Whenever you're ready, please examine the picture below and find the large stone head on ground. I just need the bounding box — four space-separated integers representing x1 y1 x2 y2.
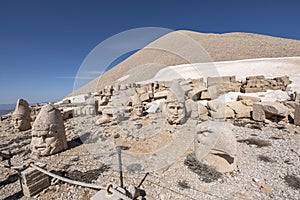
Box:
164 82 187 125
12 99 31 131
131 94 144 118
195 121 237 173
30 104 67 156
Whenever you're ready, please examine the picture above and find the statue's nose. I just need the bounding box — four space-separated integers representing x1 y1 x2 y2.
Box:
38 136 45 144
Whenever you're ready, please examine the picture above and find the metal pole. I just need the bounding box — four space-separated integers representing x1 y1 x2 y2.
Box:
117 146 124 188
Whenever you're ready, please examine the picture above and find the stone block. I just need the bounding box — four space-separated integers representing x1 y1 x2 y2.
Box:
200 90 212 100
227 101 252 118
154 90 168 99
207 76 235 87
243 87 266 93
21 167 50 197
237 95 261 102
295 104 300 126
252 102 290 122
207 100 235 119
246 75 265 80
140 93 150 102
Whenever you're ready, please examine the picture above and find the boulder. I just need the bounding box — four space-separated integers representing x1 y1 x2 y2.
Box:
227 101 252 118
197 102 208 121
252 102 290 122
295 104 300 126
207 100 235 119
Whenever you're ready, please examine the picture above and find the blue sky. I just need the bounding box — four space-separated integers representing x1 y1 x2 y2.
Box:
0 0 300 104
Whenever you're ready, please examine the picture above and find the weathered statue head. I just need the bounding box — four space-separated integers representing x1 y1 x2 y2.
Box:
31 104 67 156
12 99 31 131
165 82 187 125
131 95 144 118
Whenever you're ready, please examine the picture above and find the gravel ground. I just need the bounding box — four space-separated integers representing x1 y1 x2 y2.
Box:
1 115 300 200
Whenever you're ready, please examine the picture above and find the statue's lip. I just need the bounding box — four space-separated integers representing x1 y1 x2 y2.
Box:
34 145 47 149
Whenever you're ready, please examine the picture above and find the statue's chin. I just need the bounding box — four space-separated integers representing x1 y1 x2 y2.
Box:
33 146 52 156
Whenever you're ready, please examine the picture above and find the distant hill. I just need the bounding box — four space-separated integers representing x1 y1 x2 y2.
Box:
0 110 12 116
68 30 300 97
0 104 14 116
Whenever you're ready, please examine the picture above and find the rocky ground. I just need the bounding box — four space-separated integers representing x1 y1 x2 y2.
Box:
1 115 300 200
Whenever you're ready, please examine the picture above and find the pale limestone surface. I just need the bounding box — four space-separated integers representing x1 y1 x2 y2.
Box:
30 104 67 156
11 98 31 131
195 120 237 173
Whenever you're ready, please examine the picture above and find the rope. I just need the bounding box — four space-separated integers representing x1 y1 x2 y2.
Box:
29 163 105 190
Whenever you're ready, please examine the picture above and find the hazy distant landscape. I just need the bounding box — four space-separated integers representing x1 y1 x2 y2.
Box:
0 104 14 115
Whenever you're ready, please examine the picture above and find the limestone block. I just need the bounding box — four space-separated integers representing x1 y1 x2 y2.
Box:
252 102 290 122
294 104 300 126
207 100 235 119
62 109 74 120
192 78 206 87
154 90 169 99
237 95 261 103
207 76 235 87
243 87 266 93
200 90 212 100
21 166 50 197
246 75 265 80
197 102 208 121
140 93 150 102
227 101 252 118
188 86 206 101
275 76 292 87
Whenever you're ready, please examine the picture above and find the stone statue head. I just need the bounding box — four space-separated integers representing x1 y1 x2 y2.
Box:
165 82 187 125
12 99 31 131
31 104 67 156
131 95 144 118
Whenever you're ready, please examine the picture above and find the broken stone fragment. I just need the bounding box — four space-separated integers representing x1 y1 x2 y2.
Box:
227 101 252 118
252 102 290 122
195 121 237 173
294 104 300 126
207 100 235 119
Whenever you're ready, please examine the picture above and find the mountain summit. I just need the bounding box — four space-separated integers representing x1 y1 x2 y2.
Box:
68 30 300 97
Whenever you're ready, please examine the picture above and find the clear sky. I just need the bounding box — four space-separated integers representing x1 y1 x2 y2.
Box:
0 0 300 104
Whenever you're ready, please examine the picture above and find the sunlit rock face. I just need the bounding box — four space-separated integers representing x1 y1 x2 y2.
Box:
30 104 67 156
12 99 32 131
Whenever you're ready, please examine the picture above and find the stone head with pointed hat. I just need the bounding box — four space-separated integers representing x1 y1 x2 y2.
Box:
165 81 187 125
131 94 144 118
12 99 32 131
30 104 67 156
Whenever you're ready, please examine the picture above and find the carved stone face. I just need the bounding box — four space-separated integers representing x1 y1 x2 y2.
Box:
30 104 67 156
132 104 144 117
166 101 186 125
31 124 67 156
12 99 31 131
12 115 31 130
